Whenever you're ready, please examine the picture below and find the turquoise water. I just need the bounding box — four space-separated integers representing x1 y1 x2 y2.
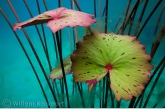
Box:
0 0 165 108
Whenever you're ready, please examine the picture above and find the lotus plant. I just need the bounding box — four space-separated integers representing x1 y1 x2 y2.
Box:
12 7 96 80
70 32 154 101
12 6 154 102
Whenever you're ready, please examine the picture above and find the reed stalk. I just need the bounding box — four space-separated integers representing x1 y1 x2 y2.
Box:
6 0 59 107
151 23 165 58
0 8 50 108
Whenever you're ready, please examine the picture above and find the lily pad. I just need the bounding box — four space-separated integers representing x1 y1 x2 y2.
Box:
49 56 72 82
13 7 96 33
71 32 154 101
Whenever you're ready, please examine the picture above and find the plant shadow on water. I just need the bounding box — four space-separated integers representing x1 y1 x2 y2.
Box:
0 0 165 108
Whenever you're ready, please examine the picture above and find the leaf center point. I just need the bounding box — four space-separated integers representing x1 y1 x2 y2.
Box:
105 63 113 71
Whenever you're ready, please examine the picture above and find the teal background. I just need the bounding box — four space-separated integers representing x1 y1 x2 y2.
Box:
0 0 165 108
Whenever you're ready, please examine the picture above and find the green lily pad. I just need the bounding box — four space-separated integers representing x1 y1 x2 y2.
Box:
49 56 72 82
71 32 154 101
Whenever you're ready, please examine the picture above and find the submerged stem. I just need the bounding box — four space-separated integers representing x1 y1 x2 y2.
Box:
136 0 163 39
6 0 59 107
0 8 50 108
143 62 165 108
151 23 165 58
55 32 70 107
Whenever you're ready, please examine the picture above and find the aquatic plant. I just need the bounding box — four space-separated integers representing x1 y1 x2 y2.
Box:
0 0 165 108
71 32 154 101
11 5 96 108
12 6 96 85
